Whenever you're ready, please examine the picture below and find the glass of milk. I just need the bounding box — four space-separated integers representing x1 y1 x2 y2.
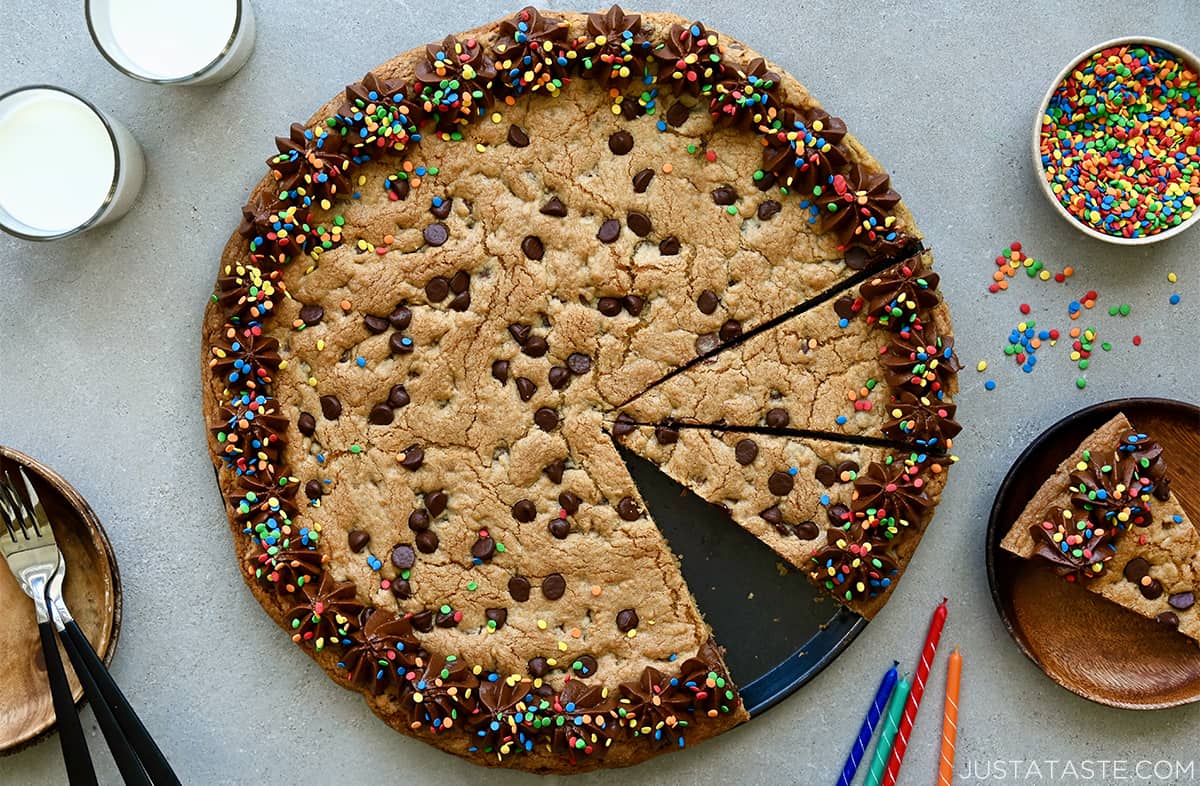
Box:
85 0 255 85
0 86 145 241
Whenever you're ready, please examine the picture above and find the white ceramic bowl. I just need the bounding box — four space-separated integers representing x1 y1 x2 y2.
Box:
1032 36 1200 246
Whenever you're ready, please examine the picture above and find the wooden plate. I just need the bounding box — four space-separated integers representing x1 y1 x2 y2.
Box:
0 447 122 753
986 398 1200 709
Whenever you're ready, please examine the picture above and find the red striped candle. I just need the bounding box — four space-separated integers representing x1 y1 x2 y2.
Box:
881 598 947 786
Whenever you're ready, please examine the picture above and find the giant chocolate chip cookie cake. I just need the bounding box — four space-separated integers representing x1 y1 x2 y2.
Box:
202 6 959 772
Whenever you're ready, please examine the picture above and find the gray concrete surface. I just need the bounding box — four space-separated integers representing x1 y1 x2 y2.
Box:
2 1 1199 783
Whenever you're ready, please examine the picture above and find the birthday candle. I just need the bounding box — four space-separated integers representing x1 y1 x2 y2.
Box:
836 661 899 786
882 598 948 786
937 648 962 786
864 674 911 786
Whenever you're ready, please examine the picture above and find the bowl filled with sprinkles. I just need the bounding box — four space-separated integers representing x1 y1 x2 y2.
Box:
1034 37 1200 245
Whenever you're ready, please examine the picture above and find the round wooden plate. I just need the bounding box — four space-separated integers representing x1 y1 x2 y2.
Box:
0 447 122 753
986 398 1200 709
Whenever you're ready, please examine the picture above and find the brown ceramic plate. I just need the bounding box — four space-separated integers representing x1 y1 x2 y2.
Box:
986 398 1200 709
0 447 122 753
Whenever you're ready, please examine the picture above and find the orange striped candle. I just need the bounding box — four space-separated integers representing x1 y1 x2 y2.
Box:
937 648 962 786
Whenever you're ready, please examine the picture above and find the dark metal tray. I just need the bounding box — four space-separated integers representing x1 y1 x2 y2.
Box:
623 449 867 716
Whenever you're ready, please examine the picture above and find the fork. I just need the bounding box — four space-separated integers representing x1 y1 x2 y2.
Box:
0 471 97 786
4 466 181 786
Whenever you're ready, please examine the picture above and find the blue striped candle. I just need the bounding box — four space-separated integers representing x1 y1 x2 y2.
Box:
836 662 899 786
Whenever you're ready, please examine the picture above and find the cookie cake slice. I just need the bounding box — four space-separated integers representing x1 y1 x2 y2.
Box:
1001 412 1200 640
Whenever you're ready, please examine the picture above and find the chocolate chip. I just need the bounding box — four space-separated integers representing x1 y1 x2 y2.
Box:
521 235 545 260
622 295 644 316
528 656 550 677
627 211 652 237
1142 578 1164 600
390 579 411 599
542 573 567 600
711 186 738 206
666 101 690 127
755 171 777 191
558 491 581 514
573 655 598 676
768 470 795 496
389 177 410 200
544 459 565 484
512 499 537 523
363 314 390 334
612 413 636 437
389 305 413 330
795 520 820 540
765 407 790 428
408 509 430 532
391 544 415 570
491 360 510 384
534 407 559 431
423 223 449 247
1158 610 1181 628
815 464 837 487
450 290 472 310
761 506 783 525
735 439 759 465
696 290 719 314
447 271 469 295
430 198 452 220
834 296 858 320
416 530 439 553
695 333 720 355
319 395 342 420
388 384 410 409
297 412 317 436
836 460 860 478
435 609 459 628
548 366 570 389
508 323 531 343
508 575 532 602
389 332 414 354
540 196 567 217
507 124 530 147
368 403 394 425
425 490 447 517
608 130 634 155
399 444 424 470
514 377 538 402
1169 592 1195 610
485 608 508 629
548 518 570 539
616 496 641 521
299 304 324 326
522 335 549 358
655 423 679 444
845 247 870 271
719 319 743 342
597 219 621 243
616 608 639 632
348 530 370 552
597 297 622 316
659 236 681 255
425 276 450 302
1123 557 1151 584
566 353 592 375
632 168 655 193
827 503 851 527
757 200 782 221
471 536 496 561
410 610 434 632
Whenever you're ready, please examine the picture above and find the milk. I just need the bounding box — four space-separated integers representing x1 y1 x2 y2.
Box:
103 0 238 80
0 90 116 234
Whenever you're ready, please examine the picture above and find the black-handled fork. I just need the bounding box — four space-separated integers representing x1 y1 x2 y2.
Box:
0 475 97 786
3 466 181 786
